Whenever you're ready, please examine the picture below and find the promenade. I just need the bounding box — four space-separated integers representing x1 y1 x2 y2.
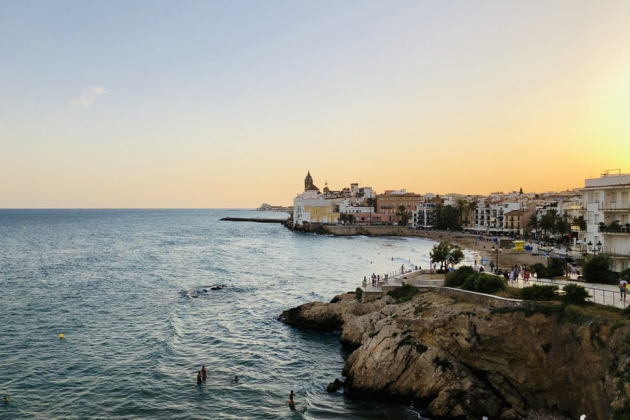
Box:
361 270 628 309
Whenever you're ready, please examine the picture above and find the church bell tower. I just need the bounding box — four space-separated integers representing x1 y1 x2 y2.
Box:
304 170 313 191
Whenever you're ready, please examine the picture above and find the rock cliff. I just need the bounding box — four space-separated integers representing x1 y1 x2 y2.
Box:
278 290 630 420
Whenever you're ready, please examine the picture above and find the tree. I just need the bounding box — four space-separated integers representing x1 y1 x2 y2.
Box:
455 198 468 225
436 205 460 231
366 198 375 225
467 201 478 225
540 209 558 237
526 213 540 241
582 255 617 284
430 240 465 271
573 216 587 231
397 205 409 226
547 257 567 277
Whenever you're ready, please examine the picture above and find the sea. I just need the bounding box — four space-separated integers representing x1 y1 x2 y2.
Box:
0 209 473 420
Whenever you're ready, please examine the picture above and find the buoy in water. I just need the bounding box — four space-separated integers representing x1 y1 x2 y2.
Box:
59 334 64 339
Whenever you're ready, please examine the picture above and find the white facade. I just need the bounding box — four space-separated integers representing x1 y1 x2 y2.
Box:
580 172 630 272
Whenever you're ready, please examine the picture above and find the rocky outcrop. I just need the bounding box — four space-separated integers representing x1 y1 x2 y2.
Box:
278 291 630 420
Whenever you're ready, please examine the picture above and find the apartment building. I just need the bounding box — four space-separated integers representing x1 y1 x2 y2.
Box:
580 170 630 272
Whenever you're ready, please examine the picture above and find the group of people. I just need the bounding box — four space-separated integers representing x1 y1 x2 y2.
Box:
497 264 530 284
196 365 239 386
365 273 384 286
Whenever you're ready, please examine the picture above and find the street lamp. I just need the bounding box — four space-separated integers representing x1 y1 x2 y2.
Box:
587 240 602 255
491 245 502 273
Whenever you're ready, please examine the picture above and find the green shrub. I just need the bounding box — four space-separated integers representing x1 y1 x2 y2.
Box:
561 284 590 305
462 273 506 294
355 287 363 301
583 255 618 284
610 322 625 335
612 402 630 420
529 263 548 279
547 257 567 277
387 283 420 303
521 285 559 301
445 266 476 287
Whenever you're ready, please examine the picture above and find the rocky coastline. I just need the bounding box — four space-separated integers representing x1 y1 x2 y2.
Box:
278 289 630 420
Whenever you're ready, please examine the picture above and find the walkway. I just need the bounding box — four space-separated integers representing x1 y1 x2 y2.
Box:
507 276 629 309
361 271 628 309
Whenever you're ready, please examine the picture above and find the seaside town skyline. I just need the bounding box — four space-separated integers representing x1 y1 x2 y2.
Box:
2 1 630 208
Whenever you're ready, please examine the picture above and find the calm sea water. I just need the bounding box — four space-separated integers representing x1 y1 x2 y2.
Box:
0 209 468 419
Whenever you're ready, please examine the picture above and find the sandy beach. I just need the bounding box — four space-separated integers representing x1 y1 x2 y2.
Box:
408 229 549 272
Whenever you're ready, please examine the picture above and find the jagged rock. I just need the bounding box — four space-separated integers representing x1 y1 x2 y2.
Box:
279 289 630 420
326 378 344 393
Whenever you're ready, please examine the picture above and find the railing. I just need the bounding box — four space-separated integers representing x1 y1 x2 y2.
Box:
599 201 630 211
599 226 630 234
601 247 630 257
504 277 628 308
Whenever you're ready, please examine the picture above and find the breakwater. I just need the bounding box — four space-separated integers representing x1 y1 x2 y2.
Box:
220 217 287 223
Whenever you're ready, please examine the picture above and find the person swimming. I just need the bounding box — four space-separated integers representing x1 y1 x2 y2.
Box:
289 390 295 409
234 376 239 383
3 395 8 404
196 371 202 385
201 365 207 381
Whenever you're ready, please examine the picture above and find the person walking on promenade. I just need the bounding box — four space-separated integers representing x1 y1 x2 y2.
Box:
620 279 628 302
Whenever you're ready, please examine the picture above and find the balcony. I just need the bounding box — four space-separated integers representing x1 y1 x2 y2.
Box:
599 201 630 211
601 247 630 258
599 226 630 235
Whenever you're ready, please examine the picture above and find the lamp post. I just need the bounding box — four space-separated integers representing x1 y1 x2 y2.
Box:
587 240 602 255
491 245 502 273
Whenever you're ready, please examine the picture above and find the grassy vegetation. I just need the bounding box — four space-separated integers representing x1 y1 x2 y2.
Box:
461 273 506 294
612 402 630 420
491 302 625 325
387 283 420 304
396 335 428 354
610 322 626 335
520 285 559 301
355 287 363 301
561 284 590 305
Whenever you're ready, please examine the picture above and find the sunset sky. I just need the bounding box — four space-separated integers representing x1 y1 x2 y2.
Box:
1 1 629 208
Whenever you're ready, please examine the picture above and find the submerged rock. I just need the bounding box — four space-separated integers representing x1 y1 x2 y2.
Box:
279 290 630 420
326 378 344 393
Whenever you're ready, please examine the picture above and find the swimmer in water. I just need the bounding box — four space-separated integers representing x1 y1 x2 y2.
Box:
289 390 295 409
234 376 239 383
3 395 8 404
197 371 202 385
201 365 207 381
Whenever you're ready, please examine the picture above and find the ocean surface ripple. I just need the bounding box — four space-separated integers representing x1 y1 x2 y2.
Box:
0 209 457 419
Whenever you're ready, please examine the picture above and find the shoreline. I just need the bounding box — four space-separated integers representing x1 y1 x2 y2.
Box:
307 224 548 272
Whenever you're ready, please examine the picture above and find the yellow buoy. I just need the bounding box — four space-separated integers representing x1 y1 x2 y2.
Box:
59 334 64 339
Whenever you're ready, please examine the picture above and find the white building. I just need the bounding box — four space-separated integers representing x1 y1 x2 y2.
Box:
580 171 630 272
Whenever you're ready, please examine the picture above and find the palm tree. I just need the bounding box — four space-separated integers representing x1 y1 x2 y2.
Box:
455 198 468 226
526 213 540 241
366 198 375 225
467 201 478 226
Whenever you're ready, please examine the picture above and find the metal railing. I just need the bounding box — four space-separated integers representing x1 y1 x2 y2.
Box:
599 201 630 211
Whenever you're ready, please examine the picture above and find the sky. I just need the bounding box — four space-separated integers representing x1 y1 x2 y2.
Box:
1 1 630 208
